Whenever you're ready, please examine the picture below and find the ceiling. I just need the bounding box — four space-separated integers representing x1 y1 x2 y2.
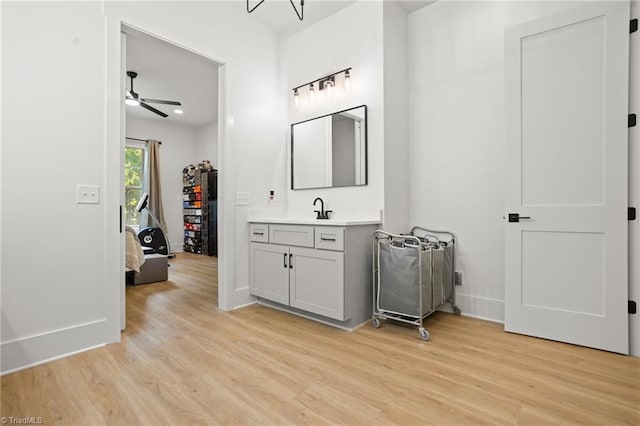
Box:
248 0 435 37
248 0 357 37
125 28 219 128
123 1 434 128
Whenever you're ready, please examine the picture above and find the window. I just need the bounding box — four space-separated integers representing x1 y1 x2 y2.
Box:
125 146 145 227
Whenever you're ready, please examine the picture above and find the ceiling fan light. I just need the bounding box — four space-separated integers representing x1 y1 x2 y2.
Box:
174 109 184 114
125 98 140 106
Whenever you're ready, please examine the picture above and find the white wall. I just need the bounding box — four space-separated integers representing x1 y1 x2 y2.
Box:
196 121 218 169
285 0 384 219
382 0 410 234
1 1 109 373
407 1 622 324
126 115 199 251
1 1 286 373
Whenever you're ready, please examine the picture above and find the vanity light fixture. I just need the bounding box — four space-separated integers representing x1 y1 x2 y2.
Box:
291 67 352 105
247 0 304 21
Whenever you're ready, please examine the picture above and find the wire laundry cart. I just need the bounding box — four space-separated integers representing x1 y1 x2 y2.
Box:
372 227 460 340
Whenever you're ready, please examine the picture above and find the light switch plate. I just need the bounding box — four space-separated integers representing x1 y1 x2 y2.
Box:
77 184 100 204
236 192 249 206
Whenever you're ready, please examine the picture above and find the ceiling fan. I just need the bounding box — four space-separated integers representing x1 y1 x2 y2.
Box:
125 71 182 118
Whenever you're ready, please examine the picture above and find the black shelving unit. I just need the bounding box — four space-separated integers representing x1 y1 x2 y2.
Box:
182 167 217 256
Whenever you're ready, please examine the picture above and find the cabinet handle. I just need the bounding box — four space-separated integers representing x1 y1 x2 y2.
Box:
320 237 336 241
253 231 264 235
289 253 293 269
283 253 287 268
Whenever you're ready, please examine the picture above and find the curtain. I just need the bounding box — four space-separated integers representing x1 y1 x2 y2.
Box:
146 140 167 232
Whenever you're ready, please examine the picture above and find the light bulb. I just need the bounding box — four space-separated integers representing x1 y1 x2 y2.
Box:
344 70 351 91
308 83 315 101
325 78 334 96
294 88 299 106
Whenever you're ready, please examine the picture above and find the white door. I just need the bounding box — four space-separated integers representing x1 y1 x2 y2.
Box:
289 247 345 320
249 243 290 305
505 2 630 354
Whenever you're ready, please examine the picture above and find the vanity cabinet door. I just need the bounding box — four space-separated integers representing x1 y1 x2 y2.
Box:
289 247 345 320
249 243 290 305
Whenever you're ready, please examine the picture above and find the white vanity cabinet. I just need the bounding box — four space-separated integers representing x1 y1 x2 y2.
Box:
250 243 290 305
289 246 344 320
248 221 378 329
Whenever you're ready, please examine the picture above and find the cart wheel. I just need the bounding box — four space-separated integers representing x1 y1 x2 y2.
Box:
418 327 430 341
453 306 461 316
372 317 381 328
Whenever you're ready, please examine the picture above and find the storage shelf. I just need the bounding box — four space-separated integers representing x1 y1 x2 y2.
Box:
182 166 218 256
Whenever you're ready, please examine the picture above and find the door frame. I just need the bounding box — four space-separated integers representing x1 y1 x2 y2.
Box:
104 7 236 341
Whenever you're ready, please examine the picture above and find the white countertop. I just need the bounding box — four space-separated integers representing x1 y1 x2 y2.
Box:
247 217 381 226
246 208 382 227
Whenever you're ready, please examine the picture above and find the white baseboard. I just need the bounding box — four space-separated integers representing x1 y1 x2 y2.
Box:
229 287 255 311
257 300 360 331
170 242 183 253
233 300 257 310
452 293 505 324
1 319 108 375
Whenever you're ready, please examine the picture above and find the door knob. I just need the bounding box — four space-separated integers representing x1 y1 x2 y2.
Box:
508 213 532 223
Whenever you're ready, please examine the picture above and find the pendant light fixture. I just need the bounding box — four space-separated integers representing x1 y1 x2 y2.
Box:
247 0 304 21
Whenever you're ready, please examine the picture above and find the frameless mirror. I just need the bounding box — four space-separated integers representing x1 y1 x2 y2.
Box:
291 105 367 190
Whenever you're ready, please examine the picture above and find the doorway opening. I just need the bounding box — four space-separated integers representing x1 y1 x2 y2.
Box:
121 24 222 328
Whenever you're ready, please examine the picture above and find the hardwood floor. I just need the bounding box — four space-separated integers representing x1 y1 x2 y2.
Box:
2 252 639 425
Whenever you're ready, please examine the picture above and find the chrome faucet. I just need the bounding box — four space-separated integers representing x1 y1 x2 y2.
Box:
313 197 332 220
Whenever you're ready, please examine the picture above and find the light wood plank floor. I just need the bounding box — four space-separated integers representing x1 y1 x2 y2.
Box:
2 253 639 425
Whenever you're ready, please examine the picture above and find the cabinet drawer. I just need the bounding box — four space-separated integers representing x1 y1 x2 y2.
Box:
314 227 345 251
249 224 269 243
269 225 314 248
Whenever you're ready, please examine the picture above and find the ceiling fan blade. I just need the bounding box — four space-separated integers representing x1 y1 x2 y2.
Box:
141 98 182 106
139 102 168 118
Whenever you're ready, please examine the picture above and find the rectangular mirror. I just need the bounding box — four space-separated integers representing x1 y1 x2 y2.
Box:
291 105 367 190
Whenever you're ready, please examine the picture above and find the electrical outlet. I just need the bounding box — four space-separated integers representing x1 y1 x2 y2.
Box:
454 271 463 286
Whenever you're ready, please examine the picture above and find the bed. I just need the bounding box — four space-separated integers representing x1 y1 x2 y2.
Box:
125 225 168 285
125 225 145 274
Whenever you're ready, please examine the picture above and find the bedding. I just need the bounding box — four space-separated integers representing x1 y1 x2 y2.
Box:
125 225 145 273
